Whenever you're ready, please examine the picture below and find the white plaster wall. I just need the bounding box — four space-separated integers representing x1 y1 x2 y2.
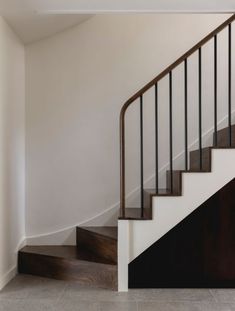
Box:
25 14 230 243
0 16 25 290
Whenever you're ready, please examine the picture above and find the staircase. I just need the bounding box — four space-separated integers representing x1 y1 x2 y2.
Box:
18 14 235 291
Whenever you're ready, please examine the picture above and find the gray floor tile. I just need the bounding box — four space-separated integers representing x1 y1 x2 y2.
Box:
99 301 137 311
1 275 235 311
0 275 66 300
62 283 136 302
130 288 214 302
196 302 233 311
54 299 98 311
210 289 235 303
138 301 201 311
138 301 233 311
0 275 36 299
25 277 66 299
0 299 56 311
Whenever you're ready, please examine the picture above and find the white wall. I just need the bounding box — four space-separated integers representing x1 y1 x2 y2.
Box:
25 14 230 244
0 16 25 289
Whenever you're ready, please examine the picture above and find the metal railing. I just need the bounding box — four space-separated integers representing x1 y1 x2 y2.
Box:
120 14 235 218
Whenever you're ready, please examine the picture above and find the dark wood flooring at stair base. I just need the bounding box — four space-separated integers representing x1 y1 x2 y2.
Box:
128 178 235 288
76 227 117 264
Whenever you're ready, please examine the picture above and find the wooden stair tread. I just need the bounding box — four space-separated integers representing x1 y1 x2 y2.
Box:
144 188 181 196
168 169 211 174
119 208 151 220
78 226 117 240
190 146 235 171
19 245 116 266
191 146 235 152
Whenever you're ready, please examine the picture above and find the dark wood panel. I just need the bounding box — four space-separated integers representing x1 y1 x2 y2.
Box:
129 178 235 288
166 170 182 194
78 227 117 240
214 125 235 147
190 147 211 171
76 227 117 264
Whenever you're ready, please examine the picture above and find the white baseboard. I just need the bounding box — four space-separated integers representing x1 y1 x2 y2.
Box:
0 266 17 291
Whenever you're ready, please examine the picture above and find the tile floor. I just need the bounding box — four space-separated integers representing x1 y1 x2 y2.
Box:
0 275 235 310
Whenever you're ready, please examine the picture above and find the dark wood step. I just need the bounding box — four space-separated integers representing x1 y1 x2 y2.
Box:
166 171 182 195
190 145 235 172
119 207 151 220
214 124 235 147
190 125 235 171
76 227 117 264
190 147 211 171
18 246 117 289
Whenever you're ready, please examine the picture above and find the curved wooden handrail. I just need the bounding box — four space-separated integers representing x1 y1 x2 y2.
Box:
120 13 235 217
120 14 235 117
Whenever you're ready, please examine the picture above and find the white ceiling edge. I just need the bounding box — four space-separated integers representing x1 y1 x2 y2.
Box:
34 10 235 14
1 10 235 14
1 0 234 44
1 12 232 46
3 14 93 44
0 0 234 13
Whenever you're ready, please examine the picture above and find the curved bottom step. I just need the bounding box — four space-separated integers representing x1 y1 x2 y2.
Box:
18 246 117 290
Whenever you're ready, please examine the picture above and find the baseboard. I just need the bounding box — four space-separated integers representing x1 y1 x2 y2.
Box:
0 266 17 291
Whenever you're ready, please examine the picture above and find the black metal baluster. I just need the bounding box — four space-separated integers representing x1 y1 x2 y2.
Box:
228 24 232 146
140 95 144 217
184 59 188 170
155 84 159 193
169 72 173 192
214 35 218 146
198 48 202 170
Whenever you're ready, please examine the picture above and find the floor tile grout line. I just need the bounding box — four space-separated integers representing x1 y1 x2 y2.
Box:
209 289 219 303
54 282 68 304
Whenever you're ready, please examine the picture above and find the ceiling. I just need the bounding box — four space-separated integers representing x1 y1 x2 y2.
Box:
3 14 93 44
0 0 234 13
0 0 234 44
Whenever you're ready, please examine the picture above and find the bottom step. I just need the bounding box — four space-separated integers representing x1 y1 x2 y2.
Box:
18 246 117 290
